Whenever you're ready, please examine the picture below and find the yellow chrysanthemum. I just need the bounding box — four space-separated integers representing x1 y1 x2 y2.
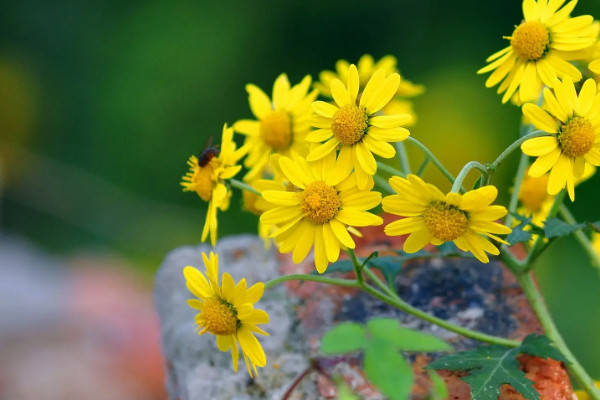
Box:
478 0 597 104
181 124 248 245
382 175 512 263
234 74 318 181
575 381 600 400
259 152 383 273
520 78 600 201
306 64 411 190
314 54 424 124
183 252 269 377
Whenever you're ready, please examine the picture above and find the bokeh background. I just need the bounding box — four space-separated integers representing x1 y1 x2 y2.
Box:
1 0 600 398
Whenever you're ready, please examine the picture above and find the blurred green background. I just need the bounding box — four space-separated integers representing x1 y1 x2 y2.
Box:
1 0 599 380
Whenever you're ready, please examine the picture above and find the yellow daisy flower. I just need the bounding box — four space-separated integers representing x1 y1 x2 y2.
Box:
382 175 512 263
306 64 411 190
520 78 600 201
181 124 248 246
234 74 318 181
478 0 597 104
314 54 424 124
183 252 269 377
259 152 383 273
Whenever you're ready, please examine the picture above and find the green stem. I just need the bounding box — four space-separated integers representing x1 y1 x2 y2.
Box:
359 271 520 348
517 272 600 400
264 274 359 290
406 137 463 192
376 161 405 178
373 175 394 195
346 248 364 283
504 152 529 229
489 130 548 171
265 270 519 347
416 157 430 176
395 141 412 174
523 190 566 271
559 205 600 271
451 161 488 193
230 179 260 196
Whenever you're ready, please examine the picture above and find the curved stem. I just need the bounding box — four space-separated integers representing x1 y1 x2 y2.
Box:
346 248 364 284
517 272 600 400
359 274 520 348
230 179 260 196
451 161 488 193
406 137 463 192
376 161 405 178
395 141 412 174
373 174 394 195
559 205 600 272
265 274 359 290
489 130 548 171
504 152 529 229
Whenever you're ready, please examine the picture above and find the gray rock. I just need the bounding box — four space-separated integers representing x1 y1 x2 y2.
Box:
154 235 315 400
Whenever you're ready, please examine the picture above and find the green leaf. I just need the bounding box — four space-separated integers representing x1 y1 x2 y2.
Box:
368 257 403 286
364 337 413 400
544 218 585 239
518 334 568 363
428 334 568 400
428 370 449 400
507 225 532 246
321 322 366 355
313 259 354 275
367 318 451 352
336 380 360 400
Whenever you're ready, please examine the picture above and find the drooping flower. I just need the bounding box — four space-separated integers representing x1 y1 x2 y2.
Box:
520 78 600 200
314 54 424 124
260 152 383 273
184 252 269 377
478 0 597 104
382 174 512 263
181 124 248 245
234 74 318 181
306 64 411 190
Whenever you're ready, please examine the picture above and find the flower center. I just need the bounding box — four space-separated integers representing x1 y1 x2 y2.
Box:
518 174 550 212
510 21 550 61
201 297 239 335
193 165 214 202
423 201 469 242
300 181 341 224
558 117 595 158
331 104 369 145
260 110 292 151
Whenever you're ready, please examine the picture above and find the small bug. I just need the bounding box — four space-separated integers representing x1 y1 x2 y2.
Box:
197 137 220 167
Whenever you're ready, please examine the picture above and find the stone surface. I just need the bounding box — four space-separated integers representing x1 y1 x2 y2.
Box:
154 234 570 400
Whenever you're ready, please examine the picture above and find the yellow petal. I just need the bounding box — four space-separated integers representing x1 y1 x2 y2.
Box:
347 64 360 104
331 78 351 107
522 103 559 133
367 127 410 142
355 142 377 175
322 223 341 263
359 68 386 108
385 217 426 236
237 326 267 367
370 114 412 129
529 147 562 176
246 84 272 119
366 73 401 114
261 190 301 206
312 101 338 118
576 79 596 116
547 154 572 195
335 209 382 227
403 229 433 253
329 219 355 249
306 138 339 161
521 136 559 156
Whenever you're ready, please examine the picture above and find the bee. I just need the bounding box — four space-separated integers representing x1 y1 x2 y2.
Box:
197 137 220 167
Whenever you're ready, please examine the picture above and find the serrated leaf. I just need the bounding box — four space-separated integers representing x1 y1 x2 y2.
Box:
544 218 585 239
507 226 532 245
364 338 413 400
321 322 366 355
368 257 403 286
518 334 568 363
367 318 451 352
510 211 533 224
428 370 449 400
428 334 568 400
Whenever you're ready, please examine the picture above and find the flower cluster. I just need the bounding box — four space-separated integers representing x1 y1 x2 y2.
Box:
177 0 600 381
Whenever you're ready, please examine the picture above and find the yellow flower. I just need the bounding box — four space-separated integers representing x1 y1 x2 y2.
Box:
183 252 269 377
575 381 600 400
234 74 318 181
181 124 248 245
520 78 600 201
382 175 512 263
260 152 383 273
307 64 411 190
314 54 424 124
478 0 597 104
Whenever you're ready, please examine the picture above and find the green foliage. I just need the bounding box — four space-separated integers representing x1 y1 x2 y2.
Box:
506 225 533 245
321 318 451 400
336 380 360 400
428 334 567 400
428 370 449 400
544 218 586 239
